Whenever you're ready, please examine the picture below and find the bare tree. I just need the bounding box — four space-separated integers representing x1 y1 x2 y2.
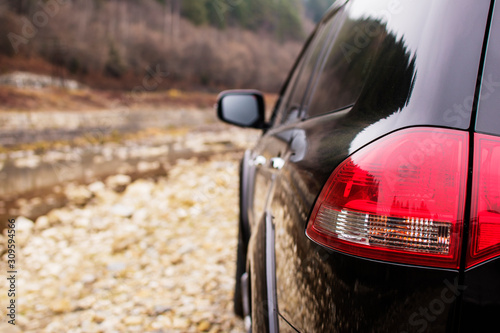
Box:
171 0 180 41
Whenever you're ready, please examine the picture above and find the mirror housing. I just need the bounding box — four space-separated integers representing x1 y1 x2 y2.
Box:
216 90 266 129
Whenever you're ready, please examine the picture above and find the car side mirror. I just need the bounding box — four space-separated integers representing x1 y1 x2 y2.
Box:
216 90 266 129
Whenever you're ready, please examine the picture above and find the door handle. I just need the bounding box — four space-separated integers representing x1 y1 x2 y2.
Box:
253 155 267 166
270 157 285 170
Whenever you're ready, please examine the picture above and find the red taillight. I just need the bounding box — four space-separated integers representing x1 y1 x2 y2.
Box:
306 127 468 269
467 134 500 268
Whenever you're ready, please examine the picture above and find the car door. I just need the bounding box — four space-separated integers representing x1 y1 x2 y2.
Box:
246 6 349 331
249 5 346 231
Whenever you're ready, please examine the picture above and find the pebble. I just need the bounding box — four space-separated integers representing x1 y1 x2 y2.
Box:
110 204 134 218
49 299 73 314
34 215 50 230
197 320 212 332
87 181 105 194
1 153 247 332
124 316 143 326
64 184 93 206
0 323 23 333
106 174 132 192
16 216 35 233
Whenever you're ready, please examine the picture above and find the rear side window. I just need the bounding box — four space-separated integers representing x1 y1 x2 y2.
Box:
306 16 384 118
476 6 500 136
273 9 343 125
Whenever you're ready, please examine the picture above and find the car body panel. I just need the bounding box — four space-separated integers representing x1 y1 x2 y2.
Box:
240 149 255 241
253 0 492 332
270 117 462 332
221 0 497 332
247 210 272 333
460 3 500 331
460 257 500 331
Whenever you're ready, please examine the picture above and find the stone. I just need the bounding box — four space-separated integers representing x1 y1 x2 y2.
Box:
88 181 105 193
16 216 35 233
106 174 131 192
137 160 160 173
35 215 50 230
81 274 97 284
106 262 127 272
93 313 106 324
152 305 172 315
15 216 35 246
172 317 190 330
6 152 248 333
49 298 73 314
124 316 143 326
197 320 211 332
65 184 93 206
0 323 23 333
110 204 134 218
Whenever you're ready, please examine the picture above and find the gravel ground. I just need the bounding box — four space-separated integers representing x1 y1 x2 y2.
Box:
0 153 246 333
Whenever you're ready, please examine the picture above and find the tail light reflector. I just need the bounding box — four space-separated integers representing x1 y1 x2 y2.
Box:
467 134 500 268
306 128 468 269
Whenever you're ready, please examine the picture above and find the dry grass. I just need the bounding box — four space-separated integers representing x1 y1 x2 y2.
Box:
0 84 278 113
0 1 303 92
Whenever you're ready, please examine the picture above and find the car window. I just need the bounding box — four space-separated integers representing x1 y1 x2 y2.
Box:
476 6 500 136
272 9 344 125
305 15 385 118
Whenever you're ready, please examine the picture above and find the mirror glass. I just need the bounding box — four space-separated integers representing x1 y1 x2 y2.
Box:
221 95 260 127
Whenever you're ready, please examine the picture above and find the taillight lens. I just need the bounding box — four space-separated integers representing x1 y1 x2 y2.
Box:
306 128 468 269
467 134 500 268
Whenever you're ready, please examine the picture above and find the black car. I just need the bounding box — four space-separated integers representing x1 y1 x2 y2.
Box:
217 0 500 331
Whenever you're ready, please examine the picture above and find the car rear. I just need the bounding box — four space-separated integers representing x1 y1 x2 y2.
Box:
271 0 500 332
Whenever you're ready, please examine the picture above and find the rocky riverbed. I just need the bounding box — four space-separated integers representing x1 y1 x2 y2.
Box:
0 125 259 219
0 151 247 332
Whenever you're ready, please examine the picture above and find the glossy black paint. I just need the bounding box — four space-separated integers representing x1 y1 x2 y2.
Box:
240 150 255 245
247 211 273 333
220 0 498 332
301 0 489 150
264 2 493 329
233 150 254 317
460 257 500 332
270 116 461 332
459 3 500 331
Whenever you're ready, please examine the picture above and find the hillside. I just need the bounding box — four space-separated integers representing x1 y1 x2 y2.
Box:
0 0 335 92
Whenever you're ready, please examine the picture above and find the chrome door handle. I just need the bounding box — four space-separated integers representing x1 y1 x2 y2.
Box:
271 157 285 170
253 155 267 166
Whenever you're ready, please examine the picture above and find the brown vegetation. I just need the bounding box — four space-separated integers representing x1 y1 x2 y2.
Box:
0 84 278 113
0 0 304 92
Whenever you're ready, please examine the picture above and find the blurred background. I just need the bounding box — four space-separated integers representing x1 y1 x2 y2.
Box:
0 0 333 332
